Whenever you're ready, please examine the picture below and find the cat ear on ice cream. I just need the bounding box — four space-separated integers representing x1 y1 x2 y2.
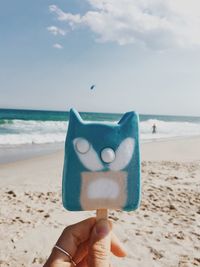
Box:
118 111 138 128
69 108 83 125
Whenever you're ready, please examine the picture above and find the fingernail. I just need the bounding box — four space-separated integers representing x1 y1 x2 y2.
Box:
95 220 110 237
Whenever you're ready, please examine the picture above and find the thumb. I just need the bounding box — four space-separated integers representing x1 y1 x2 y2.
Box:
88 219 111 267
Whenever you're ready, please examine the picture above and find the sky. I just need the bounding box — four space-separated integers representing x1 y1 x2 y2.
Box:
0 0 200 116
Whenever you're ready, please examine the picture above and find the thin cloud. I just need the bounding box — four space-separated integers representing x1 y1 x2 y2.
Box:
49 0 200 49
53 43 63 49
47 26 66 36
49 5 81 24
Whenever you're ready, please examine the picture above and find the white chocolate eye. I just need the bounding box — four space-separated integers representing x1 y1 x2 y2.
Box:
75 138 90 154
109 137 135 171
73 138 103 171
101 148 115 163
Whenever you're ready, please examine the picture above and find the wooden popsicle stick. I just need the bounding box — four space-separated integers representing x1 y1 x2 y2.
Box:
96 209 108 220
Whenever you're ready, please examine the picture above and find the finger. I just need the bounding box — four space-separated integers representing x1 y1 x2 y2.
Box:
44 260 71 267
45 218 96 265
56 217 95 258
77 256 88 267
111 232 127 257
88 219 111 267
73 240 88 264
70 220 111 264
73 229 127 264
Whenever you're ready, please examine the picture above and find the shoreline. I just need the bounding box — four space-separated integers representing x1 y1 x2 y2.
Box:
142 134 200 144
0 135 200 166
0 142 64 164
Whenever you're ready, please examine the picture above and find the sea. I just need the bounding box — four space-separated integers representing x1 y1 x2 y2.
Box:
0 108 200 163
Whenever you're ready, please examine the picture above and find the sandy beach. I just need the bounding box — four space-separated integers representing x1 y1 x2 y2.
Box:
0 137 200 267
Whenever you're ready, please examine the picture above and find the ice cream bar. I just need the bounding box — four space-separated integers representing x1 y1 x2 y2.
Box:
62 108 141 212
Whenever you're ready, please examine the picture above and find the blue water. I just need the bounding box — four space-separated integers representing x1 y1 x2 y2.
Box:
0 108 200 146
1 108 200 123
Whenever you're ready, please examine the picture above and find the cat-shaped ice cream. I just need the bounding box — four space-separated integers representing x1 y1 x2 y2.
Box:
62 109 141 211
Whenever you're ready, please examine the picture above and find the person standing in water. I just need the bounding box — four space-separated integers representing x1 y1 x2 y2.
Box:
152 123 157 134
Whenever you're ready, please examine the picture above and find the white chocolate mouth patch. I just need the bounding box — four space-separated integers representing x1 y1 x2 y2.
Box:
87 178 119 199
80 171 127 210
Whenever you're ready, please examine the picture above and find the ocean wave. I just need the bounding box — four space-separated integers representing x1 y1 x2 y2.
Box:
140 119 200 140
0 133 65 145
0 120 68 145
0 119 13 125
0 119 200 145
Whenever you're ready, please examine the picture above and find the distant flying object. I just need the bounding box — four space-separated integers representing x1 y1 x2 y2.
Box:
90 84 95 90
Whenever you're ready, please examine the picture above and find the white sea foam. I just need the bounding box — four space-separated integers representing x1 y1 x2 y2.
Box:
0 119 200 146
0 120 68 145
